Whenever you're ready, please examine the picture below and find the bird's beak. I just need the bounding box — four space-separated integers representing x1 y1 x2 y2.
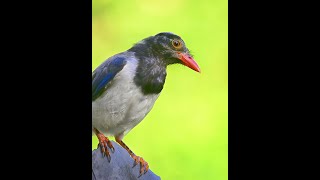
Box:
177 52 201 73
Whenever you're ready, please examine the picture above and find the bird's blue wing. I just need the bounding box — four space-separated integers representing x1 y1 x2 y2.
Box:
92 56 127 101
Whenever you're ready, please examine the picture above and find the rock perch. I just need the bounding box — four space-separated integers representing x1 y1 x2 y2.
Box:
92 141 161 180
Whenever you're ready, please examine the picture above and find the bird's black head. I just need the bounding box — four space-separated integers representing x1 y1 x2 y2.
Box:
129 32 201 72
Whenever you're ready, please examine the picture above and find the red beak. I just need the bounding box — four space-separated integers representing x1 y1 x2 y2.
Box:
178 52 201 73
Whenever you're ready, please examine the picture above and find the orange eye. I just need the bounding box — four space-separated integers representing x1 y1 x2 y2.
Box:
172 40 182 49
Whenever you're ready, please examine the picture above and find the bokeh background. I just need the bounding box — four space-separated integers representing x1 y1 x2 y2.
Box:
92 0 227 179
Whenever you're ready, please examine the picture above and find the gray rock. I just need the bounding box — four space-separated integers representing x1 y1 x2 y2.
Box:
92 141 161 180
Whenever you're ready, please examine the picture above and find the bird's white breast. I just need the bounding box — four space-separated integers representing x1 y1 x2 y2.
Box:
92 57 160 138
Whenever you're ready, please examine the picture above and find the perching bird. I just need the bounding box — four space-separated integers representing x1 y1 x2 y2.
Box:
92 32 200 177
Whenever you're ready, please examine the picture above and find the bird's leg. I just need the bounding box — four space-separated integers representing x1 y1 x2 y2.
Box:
93 128 114 162
115 136 149 177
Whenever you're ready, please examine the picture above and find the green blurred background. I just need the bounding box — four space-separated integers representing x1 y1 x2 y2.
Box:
92 0 227 179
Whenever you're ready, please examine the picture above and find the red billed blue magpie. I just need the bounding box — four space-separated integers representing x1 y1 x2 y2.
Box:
92 32 200 177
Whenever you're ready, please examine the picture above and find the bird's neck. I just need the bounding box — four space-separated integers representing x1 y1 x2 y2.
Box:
134 53 167 95
128 40 167 95
134 58 167 95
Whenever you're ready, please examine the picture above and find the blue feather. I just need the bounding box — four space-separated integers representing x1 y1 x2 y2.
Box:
92 56 127 101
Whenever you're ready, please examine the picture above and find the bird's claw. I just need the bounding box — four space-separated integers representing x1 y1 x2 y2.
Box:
132 156 139 168
105 152 111 162
97 136 115 162
132 155 149 177
107 141 115 153
99 146 111 162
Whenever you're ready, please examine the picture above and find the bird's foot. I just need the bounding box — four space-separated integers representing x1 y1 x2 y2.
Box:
132 155 149 177
97 134 115 162
114 137 148 177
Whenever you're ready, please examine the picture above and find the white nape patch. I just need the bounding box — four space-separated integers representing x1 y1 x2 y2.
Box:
92 54 160 137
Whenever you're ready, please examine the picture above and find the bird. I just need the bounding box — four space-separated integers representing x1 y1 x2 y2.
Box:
92 32 200 177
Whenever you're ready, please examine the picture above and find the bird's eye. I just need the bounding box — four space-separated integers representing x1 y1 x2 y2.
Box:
172 40 182 49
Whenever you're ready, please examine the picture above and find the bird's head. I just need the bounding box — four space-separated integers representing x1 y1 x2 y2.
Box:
129 32 201 73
